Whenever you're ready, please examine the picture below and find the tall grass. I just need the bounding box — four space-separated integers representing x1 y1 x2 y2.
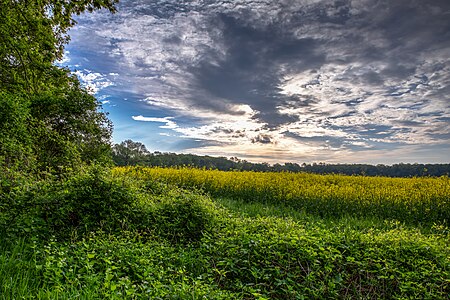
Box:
0 239 39 299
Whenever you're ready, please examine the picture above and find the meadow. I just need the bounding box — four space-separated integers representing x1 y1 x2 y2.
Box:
1 166 449 299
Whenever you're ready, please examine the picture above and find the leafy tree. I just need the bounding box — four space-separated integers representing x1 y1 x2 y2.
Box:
0 92 34 175
112 140 149 166
111 140 450 177
0 0 118 93
29 77 113 170
0 0 117 174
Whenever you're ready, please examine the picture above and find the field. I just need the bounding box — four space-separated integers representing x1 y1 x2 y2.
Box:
1 166 449 299
115 167 450 225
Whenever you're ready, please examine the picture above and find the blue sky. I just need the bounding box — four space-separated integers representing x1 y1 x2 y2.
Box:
61 0 450 164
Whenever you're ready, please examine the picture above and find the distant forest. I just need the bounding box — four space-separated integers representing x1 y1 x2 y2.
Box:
112 140 450 177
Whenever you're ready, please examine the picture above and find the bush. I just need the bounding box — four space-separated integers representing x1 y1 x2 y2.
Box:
1 166 138 239
35 232 238 299
47 166 137 235
202 217 450 299
154 191 216 244
133 189 219 245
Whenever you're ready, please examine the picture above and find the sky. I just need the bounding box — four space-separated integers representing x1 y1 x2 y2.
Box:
61 0 450 164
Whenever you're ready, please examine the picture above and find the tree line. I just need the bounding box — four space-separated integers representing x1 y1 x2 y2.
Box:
112 140 450 177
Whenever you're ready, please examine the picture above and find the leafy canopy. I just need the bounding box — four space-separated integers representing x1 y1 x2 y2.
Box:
0 0 118 176
0 0 118 92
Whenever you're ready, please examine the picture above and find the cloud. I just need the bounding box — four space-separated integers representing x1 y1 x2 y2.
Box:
252 134 274 144
73 69 114 94
56 50 71 65
66 0 450 163
132 115 178 129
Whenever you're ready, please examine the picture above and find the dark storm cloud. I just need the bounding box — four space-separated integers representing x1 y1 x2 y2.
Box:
186 13 325 126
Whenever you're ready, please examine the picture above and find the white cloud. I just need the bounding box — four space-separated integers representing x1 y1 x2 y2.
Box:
56 50 71 64
73 69 114 94
277 59 450 146
132 115 178 130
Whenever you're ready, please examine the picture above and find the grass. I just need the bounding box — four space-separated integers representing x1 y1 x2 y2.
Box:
0 239 39 299
1 166 449 299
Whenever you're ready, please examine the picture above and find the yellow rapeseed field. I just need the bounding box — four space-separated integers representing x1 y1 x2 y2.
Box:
114 166 450 224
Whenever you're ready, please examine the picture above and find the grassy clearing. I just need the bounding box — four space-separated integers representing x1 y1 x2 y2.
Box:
1 166 449 299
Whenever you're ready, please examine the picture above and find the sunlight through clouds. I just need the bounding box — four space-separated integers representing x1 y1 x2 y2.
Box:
63 0 450 163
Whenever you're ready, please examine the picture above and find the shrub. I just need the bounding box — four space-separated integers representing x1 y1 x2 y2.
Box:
35 232 238 299
154 191 216 244
46 166 137 235
202 217 450 299
133 189 219 245
115 167 450 226
1 166 138 239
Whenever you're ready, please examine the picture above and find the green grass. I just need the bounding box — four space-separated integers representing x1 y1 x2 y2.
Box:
1 166 449 299
0 239 39 299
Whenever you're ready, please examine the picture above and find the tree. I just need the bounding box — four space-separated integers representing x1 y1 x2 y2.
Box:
112 140 149 166
0 0 117 174
0 92 34 174
0 0 118 93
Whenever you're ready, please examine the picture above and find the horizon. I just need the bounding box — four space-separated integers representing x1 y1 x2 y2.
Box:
62 0 450 164
115 143 450 167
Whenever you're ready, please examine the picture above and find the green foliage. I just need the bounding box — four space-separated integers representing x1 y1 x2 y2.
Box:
0 0 117 93
0 0 115 175
44 166 135 233
112 140 150 166
1 167 449 299
1 167 218 244
32 233 238 299
0 92 34 176
112 140 450 177
0 239 41 299
202 215 449 299
1 166 137 240
0 0 56 92
138 189 218 245
0 87 112 177
29 84 113 171
0 74 113 175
